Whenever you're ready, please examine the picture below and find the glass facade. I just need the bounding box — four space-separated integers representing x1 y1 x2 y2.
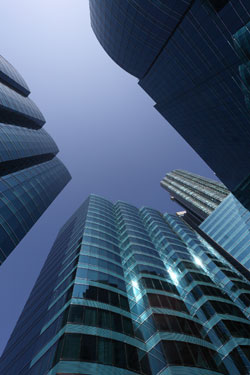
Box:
200 193 250 270
0 55 30 96
0 55 71 264
161 169 229 223
89 0 250 210
1 194 250 374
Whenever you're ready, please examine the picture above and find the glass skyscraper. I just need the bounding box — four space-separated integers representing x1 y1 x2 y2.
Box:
1 194 250 375
200 194 250 270
89 0 250 210
160 169 250 271
0 55 71 265
161 170 229 225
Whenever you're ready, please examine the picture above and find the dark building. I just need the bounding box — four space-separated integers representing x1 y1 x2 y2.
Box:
1 194 250 375
89 0 250 210
0 55 71 264
161 169 229 225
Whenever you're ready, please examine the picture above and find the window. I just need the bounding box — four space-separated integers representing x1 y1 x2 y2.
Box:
68 305 83 324
110 291 119 306
84 285 98 300
62 334 81 360
163 341 181 365
126 344 140 372
239 293 250 307
113 341 126 368
98 288 109 304
112 313 122 333
153 314 206 340
98 337 113 365
240 346 250 361
123 317 134 336
81 335 96 361
223 320 250 339
98 309 110 329
85 307 97 326
162 341 225 371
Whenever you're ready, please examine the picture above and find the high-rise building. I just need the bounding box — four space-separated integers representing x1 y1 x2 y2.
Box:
1 194 250 375
161 170 229 225
89 0 250 210
200 194 250 270
0 55 71 265
160 169 250 271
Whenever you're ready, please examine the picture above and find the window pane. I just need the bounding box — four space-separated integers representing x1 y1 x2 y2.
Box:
84 286 98 300
68 305 83 324
126 344 140 371
81 334 96 362
84 307 97 326
123 317 134 336
163 341 181 365
62 334 81 360
113 340 126 368
98 288 109 304
98 337 113 365
111 313 123 332
110 291 119 307
98 309 111 329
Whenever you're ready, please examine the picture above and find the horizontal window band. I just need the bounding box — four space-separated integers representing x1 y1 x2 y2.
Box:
0 153 55 177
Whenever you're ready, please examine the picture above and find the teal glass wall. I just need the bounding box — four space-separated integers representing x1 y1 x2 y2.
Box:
89 0 250 210
0 55 71 264
200 194 250 270
1 195 249 375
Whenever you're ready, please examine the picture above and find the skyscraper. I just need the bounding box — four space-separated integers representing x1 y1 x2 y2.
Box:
0 55 71 265
161 170 229 225
200 194 250 270
1 194 250 375
161 170 250 271
89 0 250 210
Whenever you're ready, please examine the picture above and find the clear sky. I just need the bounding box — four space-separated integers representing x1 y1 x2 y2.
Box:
0 0 218 355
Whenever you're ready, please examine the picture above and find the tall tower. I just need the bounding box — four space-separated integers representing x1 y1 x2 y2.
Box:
200 194 250 270
1 194 249 375
89 0 250 210
161 169 250 271
161 169 229 225
0 55 71 264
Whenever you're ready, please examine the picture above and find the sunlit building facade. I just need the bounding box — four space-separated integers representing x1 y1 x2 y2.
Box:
0 55 71 264
1 194 250 375
161 170 229 225
89 0 250 210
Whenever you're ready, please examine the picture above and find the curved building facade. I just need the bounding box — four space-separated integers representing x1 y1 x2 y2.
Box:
89 0 250 210
1 194 249 375
0 55 71 265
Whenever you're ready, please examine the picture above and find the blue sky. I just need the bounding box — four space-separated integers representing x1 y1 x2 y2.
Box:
0 0 217 354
